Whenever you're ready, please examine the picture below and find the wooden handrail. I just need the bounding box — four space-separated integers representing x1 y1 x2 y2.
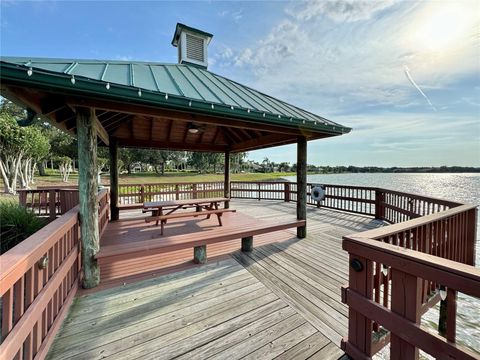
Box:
13 181 477 359
343 236 480 296
347 204 477 240
342 235 479 360
0 207 78 296
0 189 109 359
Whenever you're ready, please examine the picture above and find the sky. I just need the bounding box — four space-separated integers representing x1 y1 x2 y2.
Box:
1 0 479 167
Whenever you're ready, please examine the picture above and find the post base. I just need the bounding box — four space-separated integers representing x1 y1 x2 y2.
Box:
241 236 253 252
194 245 207 264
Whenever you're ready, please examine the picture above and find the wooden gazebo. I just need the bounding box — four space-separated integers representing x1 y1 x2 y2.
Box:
0 24 350 288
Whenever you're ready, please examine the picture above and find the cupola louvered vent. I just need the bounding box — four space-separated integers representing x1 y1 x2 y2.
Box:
172 23 213 69
186 34 205 62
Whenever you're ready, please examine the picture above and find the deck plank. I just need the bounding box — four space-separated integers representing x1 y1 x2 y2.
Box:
47 200 385 360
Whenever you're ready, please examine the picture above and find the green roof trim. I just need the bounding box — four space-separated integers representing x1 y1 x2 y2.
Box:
0 57 351 135
172 23 214 46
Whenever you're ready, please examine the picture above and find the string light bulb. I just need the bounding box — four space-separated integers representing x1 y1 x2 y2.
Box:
165 93 169 100
381 265 388 277
188 100 192 107
106 83 110 90
138 89 142 97
71 75 76 85
27 67 33 76
439 285 447 301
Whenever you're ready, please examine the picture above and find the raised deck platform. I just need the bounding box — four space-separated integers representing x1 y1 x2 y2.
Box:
46 200 383 359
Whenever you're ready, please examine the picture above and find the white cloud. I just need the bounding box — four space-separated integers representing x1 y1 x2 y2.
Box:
286 0 396 22
115 55 133 61
217 8 243 23
218 0 479 116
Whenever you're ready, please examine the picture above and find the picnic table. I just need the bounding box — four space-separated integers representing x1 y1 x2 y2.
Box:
143 197 235 235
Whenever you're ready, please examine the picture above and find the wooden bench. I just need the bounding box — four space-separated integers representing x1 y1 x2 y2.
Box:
145 209 237 235
96 219 305 264
118 203 144 211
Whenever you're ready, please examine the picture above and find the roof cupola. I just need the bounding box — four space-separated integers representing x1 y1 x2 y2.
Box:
171 23 213 69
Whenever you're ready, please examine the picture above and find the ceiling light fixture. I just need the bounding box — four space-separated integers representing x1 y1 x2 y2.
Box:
187 122 200 134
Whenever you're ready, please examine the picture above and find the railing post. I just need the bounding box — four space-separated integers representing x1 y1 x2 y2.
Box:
375 189 385 220
439 288 457 342
49 189 57 220
18 190 27 207
175 184 180 200
284 182 290 202
341 254 374 357
466 207 477 266
390 269 422 360
192 183 198 199
140 185 145 203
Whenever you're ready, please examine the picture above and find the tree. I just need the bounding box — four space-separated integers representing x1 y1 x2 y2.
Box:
187 152 209 173
55 156 73 182
119 148 144 174
0 112 27 193
18 126 50 188
261 157 273 173
187 152 223 173
145 149 172 175
277 162 291 172
48 129 77 160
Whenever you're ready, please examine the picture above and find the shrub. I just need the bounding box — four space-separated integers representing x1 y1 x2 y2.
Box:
0 202 47 254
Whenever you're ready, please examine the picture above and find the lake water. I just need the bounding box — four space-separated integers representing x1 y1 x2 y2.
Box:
284 173 480 355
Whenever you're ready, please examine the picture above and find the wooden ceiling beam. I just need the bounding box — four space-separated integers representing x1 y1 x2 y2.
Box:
65 97 318 137
129 119 134 140
40 100 67 117
182 123 190 143
103 114 131 131
118 138 228 152
107 116 132 134
238 128 253 142
230 133 294 152
93 113 110 145
212 127 220 145
224 127 244 143
149 117 154 141
197 128 206 144
167 119 174 142
221 128 235 145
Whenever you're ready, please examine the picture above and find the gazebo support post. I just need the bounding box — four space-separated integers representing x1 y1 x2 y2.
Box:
297 136 307 238
224 151 230 209
76 107 100 289
109 137 119 221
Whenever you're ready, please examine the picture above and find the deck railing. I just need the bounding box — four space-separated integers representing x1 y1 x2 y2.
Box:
342 204 477 359
118 182 224 204
0 189 109 360
117 181 380 217
14 181 477 359
115 180 477 359
18 187 79 220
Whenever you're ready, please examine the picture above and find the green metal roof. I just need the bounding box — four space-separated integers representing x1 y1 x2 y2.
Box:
0 57 350 135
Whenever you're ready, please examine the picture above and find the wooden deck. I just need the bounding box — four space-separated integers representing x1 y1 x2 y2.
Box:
47 200 383 359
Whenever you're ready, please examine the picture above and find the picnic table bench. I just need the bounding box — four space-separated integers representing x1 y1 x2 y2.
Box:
143 197 235 235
